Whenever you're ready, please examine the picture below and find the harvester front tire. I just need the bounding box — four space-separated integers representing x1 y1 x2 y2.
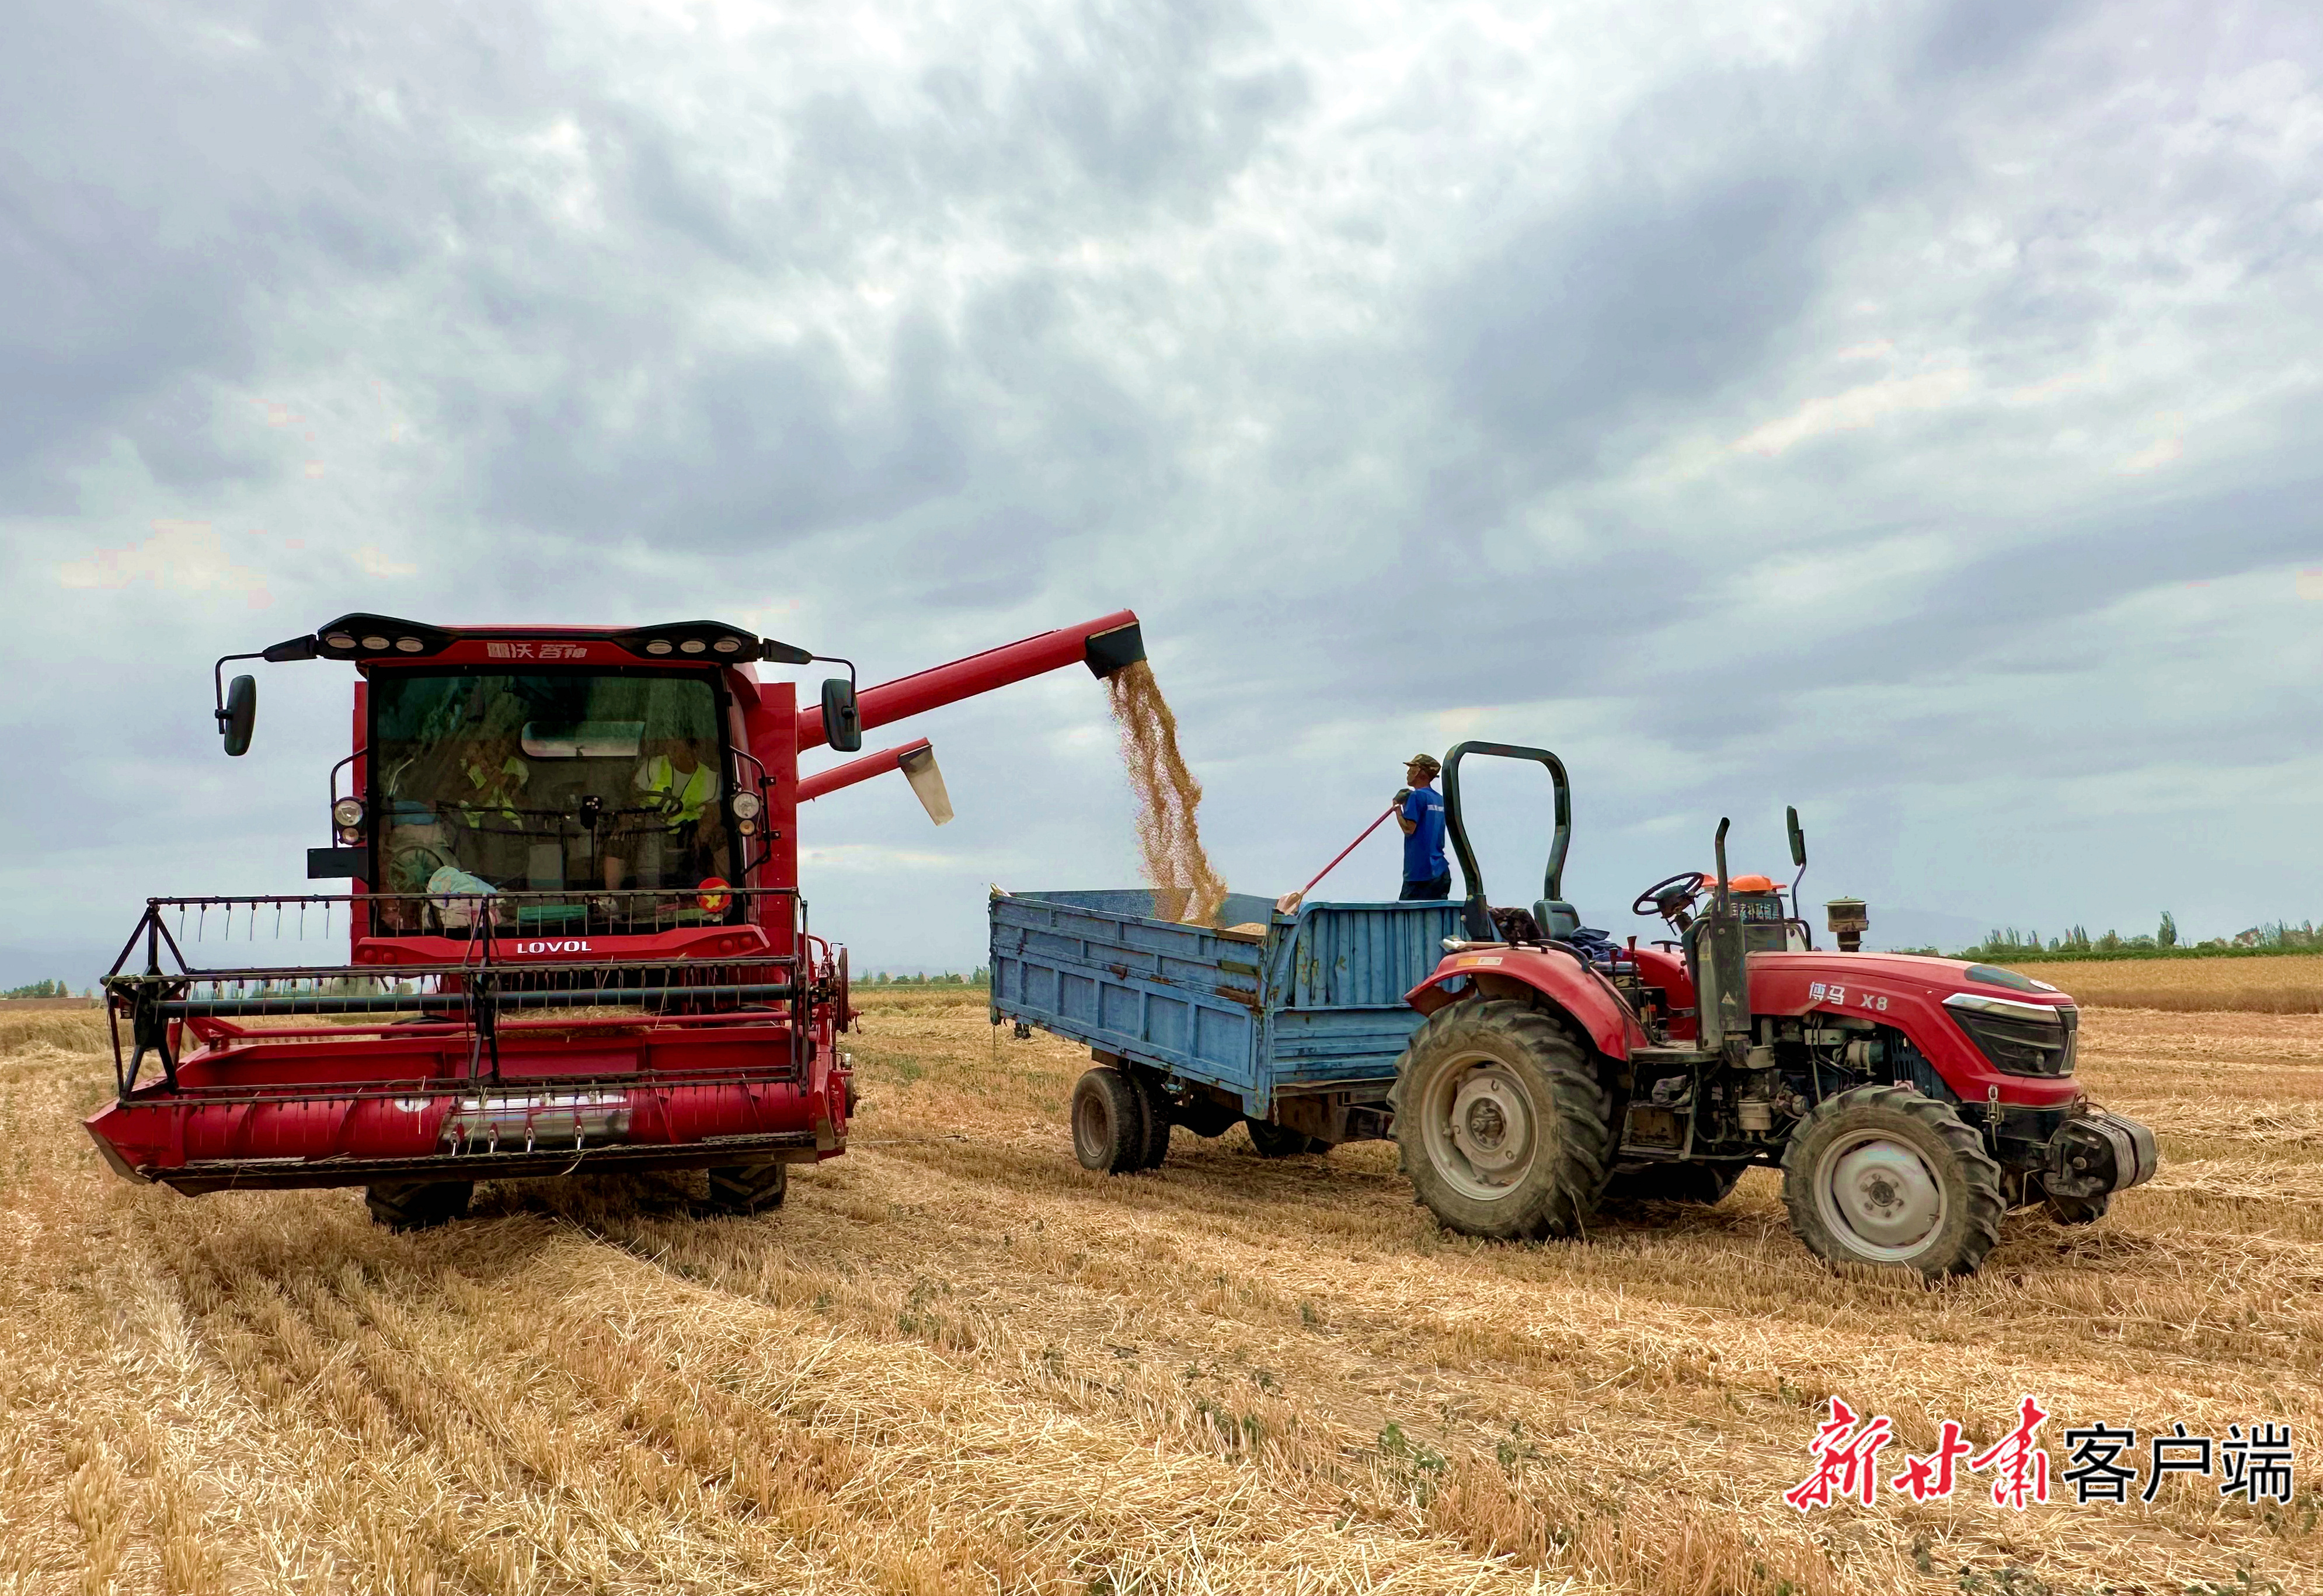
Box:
706 1162 789 1215
364 1180 473 1233
1781 1086 2003 1278
1244 1118 1326 1158
1602 1161 1742 1207
1071 1068 1149 1175
1388 999 1610 1242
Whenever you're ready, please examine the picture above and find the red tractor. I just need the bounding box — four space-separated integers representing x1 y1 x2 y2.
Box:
88 608 1144 1228
1389 743 2158 1276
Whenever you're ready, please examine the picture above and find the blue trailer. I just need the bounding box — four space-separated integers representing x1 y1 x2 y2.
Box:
987 888 1469 1169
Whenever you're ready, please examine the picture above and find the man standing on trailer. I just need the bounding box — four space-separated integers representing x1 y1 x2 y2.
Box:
1395 753 1450 900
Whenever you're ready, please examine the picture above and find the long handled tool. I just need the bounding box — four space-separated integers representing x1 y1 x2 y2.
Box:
1275 804 1398 913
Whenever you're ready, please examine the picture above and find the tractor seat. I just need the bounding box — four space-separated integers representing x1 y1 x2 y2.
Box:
1534 900 1582 941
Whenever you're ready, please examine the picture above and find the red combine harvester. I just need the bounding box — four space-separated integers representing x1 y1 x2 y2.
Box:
88 609 1144 1227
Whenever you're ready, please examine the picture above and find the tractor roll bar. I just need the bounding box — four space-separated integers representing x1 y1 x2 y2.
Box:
794 610 1143 752
1441 740 1573 945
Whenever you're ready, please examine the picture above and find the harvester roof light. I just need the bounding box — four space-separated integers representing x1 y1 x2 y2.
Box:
361 634 391 650
680 638 708 654
646 639 674 655
395 636 424 653
712 636 741 654
326 632 357 650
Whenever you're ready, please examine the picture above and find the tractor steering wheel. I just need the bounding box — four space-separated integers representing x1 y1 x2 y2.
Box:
1631 871 1709 921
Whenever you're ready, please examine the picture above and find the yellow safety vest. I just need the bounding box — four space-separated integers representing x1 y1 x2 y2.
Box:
641 755 714 824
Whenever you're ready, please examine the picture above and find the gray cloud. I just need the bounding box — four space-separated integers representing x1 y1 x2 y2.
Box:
4 0 2321 982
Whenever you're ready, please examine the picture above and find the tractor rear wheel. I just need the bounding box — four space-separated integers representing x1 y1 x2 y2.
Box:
1603 1161 1742 1207
1388 999 1611 1241
1244 1118 1326 1158
364 1180 473 1232
706 1162 789 1215
1071 1068 1150 1174
1780 1085 2003 1277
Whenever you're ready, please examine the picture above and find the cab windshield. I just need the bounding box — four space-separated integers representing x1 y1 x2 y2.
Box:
370 671 731 932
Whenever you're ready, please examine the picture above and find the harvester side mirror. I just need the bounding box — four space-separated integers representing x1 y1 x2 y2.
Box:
1786 805 1806 868
219 675 256 757
821 677 863 753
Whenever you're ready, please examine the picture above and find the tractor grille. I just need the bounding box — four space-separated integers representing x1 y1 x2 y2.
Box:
1948 1000 2077 1078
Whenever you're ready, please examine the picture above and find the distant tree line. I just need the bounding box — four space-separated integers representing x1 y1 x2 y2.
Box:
861 968 990 987
2 979 83 999
1950 914 2323 962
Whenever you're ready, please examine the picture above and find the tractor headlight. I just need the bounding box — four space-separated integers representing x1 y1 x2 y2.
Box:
332 797 366 830
730 791 763 822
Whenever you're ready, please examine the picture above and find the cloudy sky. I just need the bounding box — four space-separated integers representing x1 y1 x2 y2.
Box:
4 0 2320 984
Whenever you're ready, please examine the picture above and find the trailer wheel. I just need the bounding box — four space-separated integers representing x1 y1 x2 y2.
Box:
2044 1190 2110 1226
1602 1161 1741 1207
1781 1085 2003 1278
1388 999 1610 1240
706 1162 789 1215
1071 1068 1150 1174
364 1180 472 1233
1244 1118 1326 1158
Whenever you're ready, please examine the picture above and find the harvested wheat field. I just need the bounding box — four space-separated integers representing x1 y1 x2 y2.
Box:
1 989 2316 1596
2005 954 2323 1015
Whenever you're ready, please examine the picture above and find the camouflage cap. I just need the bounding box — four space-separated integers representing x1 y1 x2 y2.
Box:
1405 752 1441 774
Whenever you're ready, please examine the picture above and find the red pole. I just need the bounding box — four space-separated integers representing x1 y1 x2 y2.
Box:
796 609 1142 752
1299 806 1398 898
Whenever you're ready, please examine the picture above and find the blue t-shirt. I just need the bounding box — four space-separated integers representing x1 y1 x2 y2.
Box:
1402 786 1447 883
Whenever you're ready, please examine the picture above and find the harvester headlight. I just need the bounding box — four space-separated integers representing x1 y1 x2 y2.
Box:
730 791 763 821
679 638 707 654
332 797 366 830
361 634 391 651
645 639 674 656
395 636 425 653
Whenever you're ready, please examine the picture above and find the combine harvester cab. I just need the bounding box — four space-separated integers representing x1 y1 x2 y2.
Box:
88 608 1144 1228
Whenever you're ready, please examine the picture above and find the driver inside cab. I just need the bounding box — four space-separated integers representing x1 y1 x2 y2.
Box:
602 736 721 890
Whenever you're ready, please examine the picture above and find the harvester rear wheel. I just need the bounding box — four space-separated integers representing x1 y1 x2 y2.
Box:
706 1162 789 1215
364 1180 473 1232
1780 1085 2003 1278
1244 1118 1326 1158
1602 1161 1742 1207
1071 1068 1149 1175
1388 999 1610 1241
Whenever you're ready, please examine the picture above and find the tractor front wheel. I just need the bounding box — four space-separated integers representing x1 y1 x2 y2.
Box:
364 1180 473 1232
1389 999 1611 1241
1780 1086 2002 1277
706 1162 789 1215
